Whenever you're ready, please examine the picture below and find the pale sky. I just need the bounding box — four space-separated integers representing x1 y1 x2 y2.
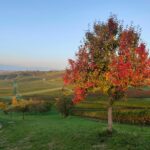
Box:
0 0 150 70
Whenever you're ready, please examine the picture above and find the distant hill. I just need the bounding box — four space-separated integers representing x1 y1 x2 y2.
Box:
0 65 53 71
0 69 64 80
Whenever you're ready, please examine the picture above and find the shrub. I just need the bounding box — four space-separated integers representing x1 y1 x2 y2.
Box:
0 102 7 110
55 97 73 117
5 97 52 119
72 109 150 125
28 100 52 113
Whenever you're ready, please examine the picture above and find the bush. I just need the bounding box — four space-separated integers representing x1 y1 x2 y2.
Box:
4 97 52 119
0 102 7 110
72 109 150 125
55 97 73 117
28 100 52 113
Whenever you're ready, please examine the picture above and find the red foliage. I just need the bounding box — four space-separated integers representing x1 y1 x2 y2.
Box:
63 16 150 104
108 17 118 35
73 87 86 104
109 43 150 89
119 29 139 50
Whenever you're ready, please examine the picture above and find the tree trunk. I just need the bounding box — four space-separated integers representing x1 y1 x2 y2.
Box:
108 102 113 133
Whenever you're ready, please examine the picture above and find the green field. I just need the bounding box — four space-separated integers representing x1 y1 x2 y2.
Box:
0 111 150 150
0 71 150 150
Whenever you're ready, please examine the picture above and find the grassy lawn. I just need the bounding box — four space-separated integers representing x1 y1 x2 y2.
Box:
0 71 150 150
0 111 150 150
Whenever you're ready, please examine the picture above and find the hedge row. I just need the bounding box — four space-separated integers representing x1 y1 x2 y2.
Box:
72 109 150 125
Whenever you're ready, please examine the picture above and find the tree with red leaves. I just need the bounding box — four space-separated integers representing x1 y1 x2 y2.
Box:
64 16 150 132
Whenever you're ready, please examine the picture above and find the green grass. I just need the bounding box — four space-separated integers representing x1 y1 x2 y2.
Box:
0 111 150 150
0 71 150 149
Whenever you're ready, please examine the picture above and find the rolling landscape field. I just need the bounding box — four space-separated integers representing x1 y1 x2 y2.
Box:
0 71 150 149
0 71 64 98
1 71 150 125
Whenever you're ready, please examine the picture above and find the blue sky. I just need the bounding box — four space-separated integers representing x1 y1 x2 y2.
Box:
0 0 150 70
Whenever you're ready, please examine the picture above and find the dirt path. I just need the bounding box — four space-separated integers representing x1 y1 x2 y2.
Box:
21 87 62 96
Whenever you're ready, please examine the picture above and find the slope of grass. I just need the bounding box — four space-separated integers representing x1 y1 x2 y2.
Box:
0 112 150 150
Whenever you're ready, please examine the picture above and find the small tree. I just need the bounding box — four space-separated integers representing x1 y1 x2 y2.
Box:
64 16 150 132
55 97 73 117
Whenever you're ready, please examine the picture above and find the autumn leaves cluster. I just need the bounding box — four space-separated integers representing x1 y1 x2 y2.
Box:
64 16 150 104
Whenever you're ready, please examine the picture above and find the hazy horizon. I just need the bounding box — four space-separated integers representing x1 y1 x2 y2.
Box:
0 0 150 70
0 63 65 71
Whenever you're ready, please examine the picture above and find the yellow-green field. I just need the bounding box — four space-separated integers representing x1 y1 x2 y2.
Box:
0 71 64 100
